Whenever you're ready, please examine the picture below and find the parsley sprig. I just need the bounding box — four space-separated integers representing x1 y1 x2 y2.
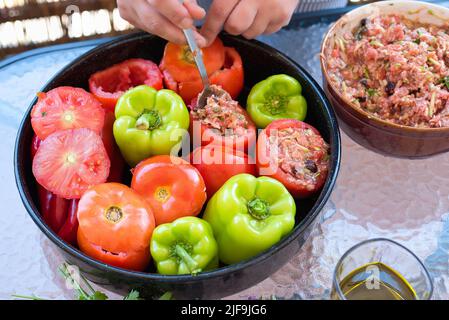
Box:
12 262 171 300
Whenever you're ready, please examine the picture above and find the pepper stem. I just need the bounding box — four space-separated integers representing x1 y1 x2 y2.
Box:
247 198 270 220
175 245 202 275
264 94 287 115
135 110 161 130
105 206 123 223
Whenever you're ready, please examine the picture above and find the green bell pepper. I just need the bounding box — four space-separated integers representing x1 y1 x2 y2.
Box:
113 85 190 167
247 74 307 128
150 217 218 275
203 174 296 265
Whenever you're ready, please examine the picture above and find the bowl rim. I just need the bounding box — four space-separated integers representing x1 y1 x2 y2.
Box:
15 32 341 284
320 0 449 134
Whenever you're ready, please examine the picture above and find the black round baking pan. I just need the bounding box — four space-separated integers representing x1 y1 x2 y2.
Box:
14 32 341 299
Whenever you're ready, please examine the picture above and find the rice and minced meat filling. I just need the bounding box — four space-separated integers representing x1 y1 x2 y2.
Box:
327 14 449 127
192 89 249 136
270 127 329 190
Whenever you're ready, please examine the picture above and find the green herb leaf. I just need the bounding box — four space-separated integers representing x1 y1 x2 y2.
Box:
363 67 370 79
158 292 173 300
124 290 141 300
11 294 47 300
441 76 449 89
367 88 377 97
90 291 109 300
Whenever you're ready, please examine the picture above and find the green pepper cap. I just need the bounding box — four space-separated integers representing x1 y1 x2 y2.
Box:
247 74 307 128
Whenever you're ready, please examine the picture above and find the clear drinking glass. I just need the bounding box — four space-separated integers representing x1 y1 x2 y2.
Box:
331 238 433 300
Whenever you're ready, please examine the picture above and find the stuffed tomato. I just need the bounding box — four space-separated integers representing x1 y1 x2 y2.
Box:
257 119 330 198
160 38 243 103
190 87 256 152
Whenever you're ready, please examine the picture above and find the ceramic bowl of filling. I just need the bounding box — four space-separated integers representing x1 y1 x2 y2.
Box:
321 0 449 158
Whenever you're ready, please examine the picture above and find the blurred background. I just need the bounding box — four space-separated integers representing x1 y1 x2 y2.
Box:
0 0 375 60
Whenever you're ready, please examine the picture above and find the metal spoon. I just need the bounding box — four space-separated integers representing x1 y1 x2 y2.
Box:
180 1 227 108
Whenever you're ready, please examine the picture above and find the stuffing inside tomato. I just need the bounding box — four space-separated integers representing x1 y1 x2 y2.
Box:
160 38 244 103
89 58 163 111
257 119 330 198
190 87 256 152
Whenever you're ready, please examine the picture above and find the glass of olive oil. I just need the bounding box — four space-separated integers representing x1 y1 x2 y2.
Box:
332 238 433 300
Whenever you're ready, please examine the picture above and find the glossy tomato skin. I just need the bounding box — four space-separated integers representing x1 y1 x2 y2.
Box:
77 183 155 271
257 119 328 198
160 38 225 83
179 47 244 103
190 103 257 154
57 199 79 246
160 39 244 103
190 145 257 198
89 58 163 112
31 87 105 140
131 155 207 226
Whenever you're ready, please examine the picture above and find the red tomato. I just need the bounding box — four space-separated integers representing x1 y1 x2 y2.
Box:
160 39 244 103
31 87 105 140
89 59 163 111
257 119 330 198
179 47 244 103
190 102 257 154
32 128 110 199
77 183 155 271
160 38 225 83
31 135 69 232
131 155 207 225
190 145 257 198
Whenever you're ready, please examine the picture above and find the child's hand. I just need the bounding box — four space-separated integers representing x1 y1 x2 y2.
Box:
117 0 207 47
201 0 299 46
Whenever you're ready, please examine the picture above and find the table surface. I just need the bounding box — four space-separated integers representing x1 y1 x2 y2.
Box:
2 4 449 300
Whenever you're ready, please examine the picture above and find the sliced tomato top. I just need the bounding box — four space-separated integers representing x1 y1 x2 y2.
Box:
163 45 244 103
160 37 225 83
32 128 110 199
31 87 105 140
179 47 244 103
89 58 163 111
